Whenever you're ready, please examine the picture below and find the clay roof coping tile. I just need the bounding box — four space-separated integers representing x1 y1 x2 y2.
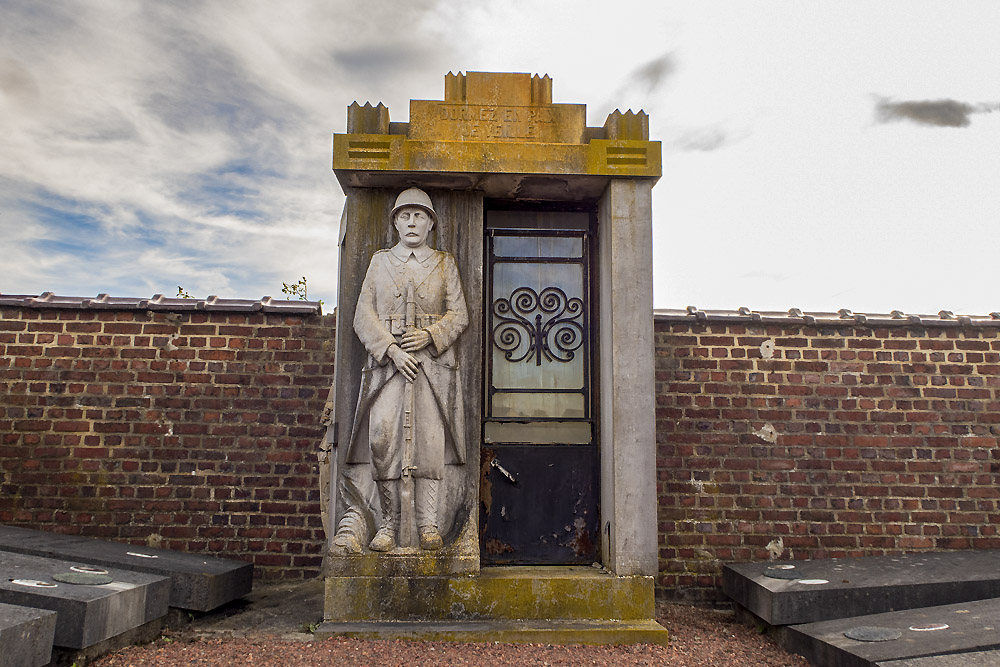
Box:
655 307 1000 329
0 293 323 315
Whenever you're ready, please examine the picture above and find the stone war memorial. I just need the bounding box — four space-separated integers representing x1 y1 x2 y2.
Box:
316 71 667 643
7 69 1000 665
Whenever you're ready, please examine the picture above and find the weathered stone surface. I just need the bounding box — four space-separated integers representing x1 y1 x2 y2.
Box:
333 188 470 556
877 649 1000 666
598 179 657 576
0 525 252 611
0 602 56 667
315 619 669 647
785 597 1000 667
409 73 586 144
332 71 660 187
323 565 656 623
325 71 663 642
0 550 169 649
325 188 484 577
724 551 1000 625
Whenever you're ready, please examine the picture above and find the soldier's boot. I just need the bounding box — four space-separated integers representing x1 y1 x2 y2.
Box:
329 527 362 556
369 480 398 552
415 478 443 551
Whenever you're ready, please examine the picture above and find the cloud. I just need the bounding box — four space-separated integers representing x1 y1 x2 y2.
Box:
674 127 730 152
0 56 41 109
875 97 1000 128
596 51 676 123
629 53 676 94
0 1 452 305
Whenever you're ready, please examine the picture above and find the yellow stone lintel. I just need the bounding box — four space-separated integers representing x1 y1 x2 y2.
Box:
333 134 661 181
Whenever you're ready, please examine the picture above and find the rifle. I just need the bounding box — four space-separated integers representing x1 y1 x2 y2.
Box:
399 278 418 548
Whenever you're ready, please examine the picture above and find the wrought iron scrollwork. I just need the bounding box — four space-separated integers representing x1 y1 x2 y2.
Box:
492 286 584 365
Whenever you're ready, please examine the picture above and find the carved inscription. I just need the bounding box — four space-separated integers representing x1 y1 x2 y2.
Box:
439 104 556 140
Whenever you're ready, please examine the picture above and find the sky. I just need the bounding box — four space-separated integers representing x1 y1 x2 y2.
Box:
2 1 998 314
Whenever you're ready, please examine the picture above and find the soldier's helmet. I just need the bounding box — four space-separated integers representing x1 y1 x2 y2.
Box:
390 187 437 223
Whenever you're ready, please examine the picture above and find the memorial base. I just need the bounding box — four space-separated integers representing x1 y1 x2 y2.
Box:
319 565 668 646
314 619 670 646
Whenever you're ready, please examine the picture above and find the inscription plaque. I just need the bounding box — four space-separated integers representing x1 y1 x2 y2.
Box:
409 100 586 144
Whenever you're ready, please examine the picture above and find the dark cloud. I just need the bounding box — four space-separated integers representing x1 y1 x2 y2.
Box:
628 53 676 94
875 97 999 128
141 26 297 135
332 45 438 82
0 57 41 108
675 128 729 152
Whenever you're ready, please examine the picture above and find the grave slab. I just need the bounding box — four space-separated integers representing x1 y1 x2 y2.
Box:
0 550 169 649
0 602 57 667
723 550 1000 625
0 524 251 611
877 649 1000 666
784 596 1000 667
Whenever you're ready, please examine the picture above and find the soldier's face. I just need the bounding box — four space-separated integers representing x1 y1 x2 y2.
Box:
394 206 434 248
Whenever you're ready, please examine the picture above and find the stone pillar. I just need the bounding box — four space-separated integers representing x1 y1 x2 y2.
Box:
598 179 658 576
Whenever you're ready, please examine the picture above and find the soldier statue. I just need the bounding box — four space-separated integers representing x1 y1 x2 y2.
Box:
344 188 468 552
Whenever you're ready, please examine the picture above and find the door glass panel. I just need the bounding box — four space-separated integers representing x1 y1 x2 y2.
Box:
487 210 589 230
484 421 591 444
491 262 585 391
493 236 582 258
491 392 586 419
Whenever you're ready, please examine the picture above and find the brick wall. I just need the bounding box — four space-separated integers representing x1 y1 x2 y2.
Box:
0 302 335 581
4 300 1000 600
655 317 1000 604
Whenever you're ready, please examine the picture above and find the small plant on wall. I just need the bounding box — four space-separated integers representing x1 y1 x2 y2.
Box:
174 278 323 307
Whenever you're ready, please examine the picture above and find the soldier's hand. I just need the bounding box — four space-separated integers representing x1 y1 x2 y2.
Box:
401 328 432 352
387 344 419 382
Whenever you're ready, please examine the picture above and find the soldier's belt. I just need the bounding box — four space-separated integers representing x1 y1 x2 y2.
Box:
385 313 440 335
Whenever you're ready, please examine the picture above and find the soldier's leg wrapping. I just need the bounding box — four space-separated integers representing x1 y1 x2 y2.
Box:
369 479 399 552
328 465 377 555
415 477 443 550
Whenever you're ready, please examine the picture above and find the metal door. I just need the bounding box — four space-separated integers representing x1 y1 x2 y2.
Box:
480 206 599 564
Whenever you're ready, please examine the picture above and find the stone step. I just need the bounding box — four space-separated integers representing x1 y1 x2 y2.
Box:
0 524 252 611
324 565 656 622
723 551 1000 625
0 602 57 667
0 550 169 649
314 618 670 646
784 596 1000 667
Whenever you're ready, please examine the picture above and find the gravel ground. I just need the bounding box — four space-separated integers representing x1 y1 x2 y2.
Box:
90 586 811 667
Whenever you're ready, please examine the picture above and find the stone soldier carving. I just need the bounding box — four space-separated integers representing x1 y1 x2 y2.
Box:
346 188 468 552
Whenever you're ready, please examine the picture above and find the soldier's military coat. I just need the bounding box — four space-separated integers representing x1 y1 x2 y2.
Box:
346 243 468 480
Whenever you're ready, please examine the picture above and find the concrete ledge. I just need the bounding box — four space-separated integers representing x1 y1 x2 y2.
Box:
324 566 654 622
0 602 57 667
0 525 252 611
314 619 669 646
